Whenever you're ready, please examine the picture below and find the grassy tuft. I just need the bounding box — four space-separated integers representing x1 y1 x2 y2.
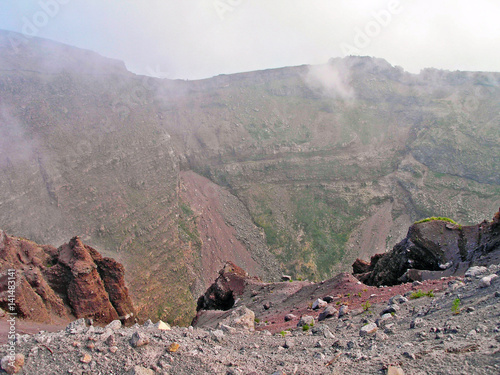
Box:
452 298 461 314
410 289 435 299
414 217 458 225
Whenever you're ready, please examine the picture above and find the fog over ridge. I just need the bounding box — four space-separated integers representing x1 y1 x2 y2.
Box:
0 0 499 80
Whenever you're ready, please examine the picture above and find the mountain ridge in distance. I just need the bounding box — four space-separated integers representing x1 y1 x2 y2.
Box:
0 29 499 324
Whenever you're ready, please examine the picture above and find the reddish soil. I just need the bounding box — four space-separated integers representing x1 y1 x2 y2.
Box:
0 316 67 344
253 277 452 334
179 171 264 288
195 267 454 334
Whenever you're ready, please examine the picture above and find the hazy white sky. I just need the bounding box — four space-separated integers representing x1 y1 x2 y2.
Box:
1 0 499 79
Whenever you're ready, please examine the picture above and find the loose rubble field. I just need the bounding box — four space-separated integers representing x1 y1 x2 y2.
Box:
2 265 499 375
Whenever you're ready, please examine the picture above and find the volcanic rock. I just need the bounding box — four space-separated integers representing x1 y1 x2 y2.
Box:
154 320 171 330
297 315 314 327
128 366 155 375
284 314 296 322
196 262 254 312
352 259 371 274
359 322 378 336
0 231 135 325
338 305 349 318
66 318 88 334
480 274 498 288
1 354 24 374
130 331 150 348
220 306 256 331
387 366 405 375
312 298 327 310
106 320 122 330
465 266 488 277
318 306 338 321
353 210 500 286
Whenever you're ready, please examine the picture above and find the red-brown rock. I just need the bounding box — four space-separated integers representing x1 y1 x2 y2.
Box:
352 259 370 274
195 261 255 312
0 230 135 325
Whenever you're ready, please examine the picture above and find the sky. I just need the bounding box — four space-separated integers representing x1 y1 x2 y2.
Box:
1 0 499 79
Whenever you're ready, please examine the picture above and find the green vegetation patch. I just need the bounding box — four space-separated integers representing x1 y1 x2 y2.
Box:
414 217 458 225
410 289 435 299
293 190 364 278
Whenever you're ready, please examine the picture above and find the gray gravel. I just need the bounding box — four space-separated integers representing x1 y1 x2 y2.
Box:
2 264 500 375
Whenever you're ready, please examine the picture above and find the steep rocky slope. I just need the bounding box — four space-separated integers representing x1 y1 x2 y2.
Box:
0 230 135 325
178 171 280 292
3 260 499 374
0 30 499 323
0 30 280 324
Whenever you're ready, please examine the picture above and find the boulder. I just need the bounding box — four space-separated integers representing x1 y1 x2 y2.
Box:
360 322 378 336
312 298 327 310
211 329 224 342
352 258 371 274
220 306 255 331
480 274 498 287
465 266 488 277
376 313 393 328
196 262 251 312
338 305 349 318
1 354 24 374
106 320 122 330
353 210 500 286
297 315 314 327
66 318 88 334
284 314 296 322
130 331 150 348
381 304 399 315
318 306 337 321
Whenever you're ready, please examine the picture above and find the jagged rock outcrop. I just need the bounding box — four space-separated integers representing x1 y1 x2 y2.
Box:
353 209 500 286
0 230 135 324
196 262 256 312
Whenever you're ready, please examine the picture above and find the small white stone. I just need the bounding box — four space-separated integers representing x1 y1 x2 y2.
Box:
360 322 378 336
480 274 498 288
312 298 327 310
154 320 171 331
465 266 488 277
105 320 122 330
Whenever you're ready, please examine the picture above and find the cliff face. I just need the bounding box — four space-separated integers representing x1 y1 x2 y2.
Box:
0 30 499 324
0 230 135 324
0 30 281 324
354 209 500 286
